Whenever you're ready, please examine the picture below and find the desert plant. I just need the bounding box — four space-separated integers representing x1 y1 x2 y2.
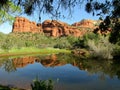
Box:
87 35 113 59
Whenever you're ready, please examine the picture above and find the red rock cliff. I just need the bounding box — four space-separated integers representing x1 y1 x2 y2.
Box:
12 17 98 37
72 19 97 28
12 17 42 33
42 20 83 37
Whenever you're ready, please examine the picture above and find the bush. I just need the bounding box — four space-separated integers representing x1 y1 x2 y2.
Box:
54 38 71 49
73 33 99 49
112 45 120 59
73 38 86 48
31 78 53 90
87 35 113 59
67 35 78 45
109 20 120 44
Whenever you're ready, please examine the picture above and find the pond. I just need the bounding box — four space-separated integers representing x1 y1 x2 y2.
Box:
0 53 120 90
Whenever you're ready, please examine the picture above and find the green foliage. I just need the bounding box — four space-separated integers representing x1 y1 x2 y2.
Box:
0 78 53 90
66 36 78 44
54 37 71 49
14 0 83 19
73 32 115 59
85 0 120 45
3 59 16 72
85 0 120 18
0 0 21 24
109 19 120 44
112 45 120 59
73 32 99 48
0 32 119 59
0 85 11 90
0 32 80 50
54 36 78 49
87 35 113 59
31 78 53 90
0 0 118 20
0 32 6 38
73 38 86 48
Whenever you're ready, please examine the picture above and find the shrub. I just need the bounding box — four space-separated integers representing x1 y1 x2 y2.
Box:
87 35 113 59
109 20 120 44
73 38 86 48
54 41 71 49
73 32 99 49
67 35 78 45
31 78 53 90
112 45 120 59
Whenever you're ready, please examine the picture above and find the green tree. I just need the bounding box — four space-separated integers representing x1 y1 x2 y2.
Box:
0 0 21 24
85 0 120 44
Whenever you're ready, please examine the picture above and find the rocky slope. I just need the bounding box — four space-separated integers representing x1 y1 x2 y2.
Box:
12 17 100 37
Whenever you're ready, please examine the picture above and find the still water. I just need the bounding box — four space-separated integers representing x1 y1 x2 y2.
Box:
0 53 120 90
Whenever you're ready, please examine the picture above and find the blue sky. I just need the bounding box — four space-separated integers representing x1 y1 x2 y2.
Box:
0 4 100 34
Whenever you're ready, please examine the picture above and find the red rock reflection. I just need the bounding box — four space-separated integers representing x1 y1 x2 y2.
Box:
12 54 66 68
12 54 84 70
41 54 66 67
13 57 36 68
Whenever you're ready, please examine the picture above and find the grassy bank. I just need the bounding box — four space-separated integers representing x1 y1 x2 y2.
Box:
0 47 71 57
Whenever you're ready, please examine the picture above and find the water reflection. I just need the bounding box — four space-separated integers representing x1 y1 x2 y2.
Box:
0 53 120 90
0 53 120 80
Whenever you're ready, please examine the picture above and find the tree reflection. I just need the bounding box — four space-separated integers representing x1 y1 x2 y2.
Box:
3 59 16 72
111 59 120 79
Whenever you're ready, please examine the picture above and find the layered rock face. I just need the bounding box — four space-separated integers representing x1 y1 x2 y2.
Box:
42 20 83 37
72 19 97 28
12 17 98 37
12 17 42 33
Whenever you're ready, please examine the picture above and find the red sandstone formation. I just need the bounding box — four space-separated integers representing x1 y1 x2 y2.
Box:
12 17 102 37
42 20 83 37
12 17 42 33
72 19 97 29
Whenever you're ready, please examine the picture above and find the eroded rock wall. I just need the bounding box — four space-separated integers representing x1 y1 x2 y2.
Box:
12 17 98 37
12 17 42 33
